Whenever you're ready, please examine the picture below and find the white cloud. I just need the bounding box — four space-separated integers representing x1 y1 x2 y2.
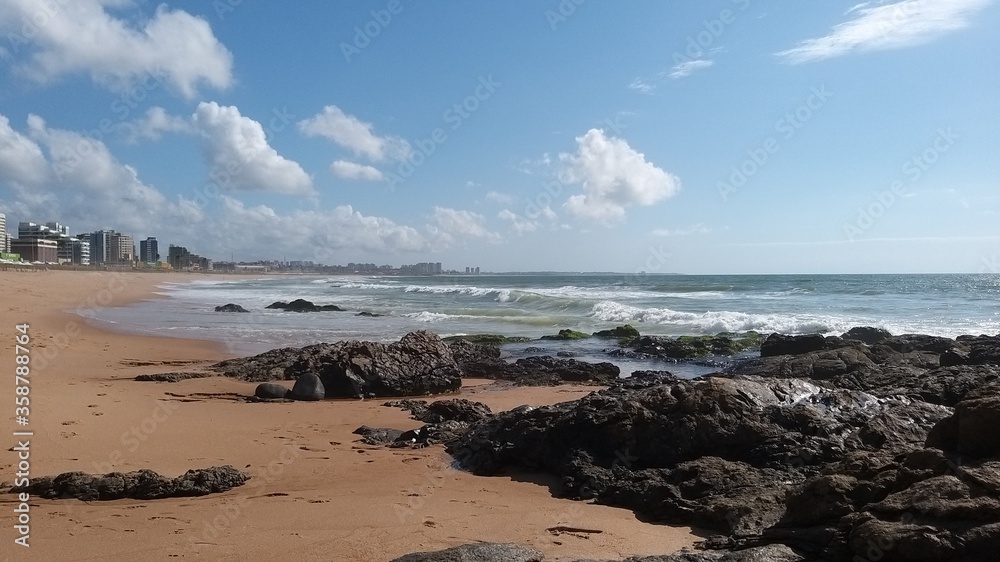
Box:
193 102 314 196
558 129 680 222
428 206 499 246
498 209 539 235
668 59 714 79
330 160 384 182
485 190 514 205
298 106 411 162
124 106 196 142
776 0 992 64
0 115 49 186
0 1 232 98
628 78 655 94
212 197 428 258
0 114 204 234
651 224 710 237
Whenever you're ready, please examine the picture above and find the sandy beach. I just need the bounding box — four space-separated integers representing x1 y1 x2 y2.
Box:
0 270 699 561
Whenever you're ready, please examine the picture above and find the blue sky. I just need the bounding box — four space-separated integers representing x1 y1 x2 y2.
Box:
0 0 997 273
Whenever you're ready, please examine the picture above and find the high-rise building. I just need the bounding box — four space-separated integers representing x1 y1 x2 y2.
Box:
110 233 134 264
71 238 91 266
82 230 111 264
140 237 159 265
0 213 8 253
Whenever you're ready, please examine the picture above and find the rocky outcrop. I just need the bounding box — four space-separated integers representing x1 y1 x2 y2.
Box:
134 372 213 382
541 329 591 340
389 543 543 562
449 340 506 377
385 398 493 424
841 326 892 345
265 299 343 312
493 356 619 385
10 466 249 501
389 542 803 561
214 303 249 313
213 331 462 398
593 324 641 339
626 333 763 360
355 311 382 317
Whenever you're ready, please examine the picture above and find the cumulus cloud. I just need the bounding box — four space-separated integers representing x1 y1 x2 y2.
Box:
193 102 314 196
775 0 992 64
211 197 428 259
124 106 196 142
558 129 680 222
485 190 514 205
498 209 539 235
428 206 499 246
298 106 411 163
0 0 232 98
668 59 714 79
330 160 384 182
0 113 204 234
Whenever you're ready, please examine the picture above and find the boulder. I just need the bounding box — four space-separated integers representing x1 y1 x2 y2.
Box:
290 373 325 401
254 382 290 399
449 339 506 377
760 333 828 357
214 331 463 398
214 303 249 313
355 311 382 317
496 356 620 385
386 398 492 424
265 299 343 312
10 466 249 501
927 395 1000 457
593 324 641 339
842 326 892 345
541 329 591 340
632 333 762 359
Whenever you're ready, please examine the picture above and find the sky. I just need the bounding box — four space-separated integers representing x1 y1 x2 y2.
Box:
0 0 997 274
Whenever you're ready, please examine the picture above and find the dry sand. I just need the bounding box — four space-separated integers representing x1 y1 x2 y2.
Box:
0 270 701 561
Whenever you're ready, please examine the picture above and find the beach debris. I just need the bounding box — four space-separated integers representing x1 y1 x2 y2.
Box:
9 465 250 501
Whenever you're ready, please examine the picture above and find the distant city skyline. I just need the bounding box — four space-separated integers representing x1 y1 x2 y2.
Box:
0 2 997 273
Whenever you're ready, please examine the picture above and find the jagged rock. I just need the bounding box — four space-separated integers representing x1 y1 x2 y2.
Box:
616 371 681 389
289 373 325 401
254 382 289 399
265 299 343 312
497 356 619 386
760 333 829 357
134 372 212 382
214 303 249 313
449 340 506 377
353 425 406 446
593 324 641 339
213 331 463 398
355 311 382 317
10 466 249 500
389 543 543 562
386 398 492 424
442 334 532 344
927 395 1000 457
631 333 762 360
842 326 892 345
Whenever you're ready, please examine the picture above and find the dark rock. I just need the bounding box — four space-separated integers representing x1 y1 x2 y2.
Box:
927 395 1000 458
879 333 957 355
759 333 828 357
842 326 892 345
289 373 325 401
355 311 382 317
10 466 249 500
541 329 591 340
593 324 641 340
386 398 493 424
616 370 681 390
265 299 343 312
556 351 576 357
498 356 619 386
254 382 289 399
213 331 462 398
442 334 532 344
632 333 762 360
353 425 406 446
214 303 249 313
940 348 970 367
134 372 213 382
389 543 543 562
449 339 506 377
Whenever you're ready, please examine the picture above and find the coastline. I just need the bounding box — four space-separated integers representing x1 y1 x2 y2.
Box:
0 270 700 561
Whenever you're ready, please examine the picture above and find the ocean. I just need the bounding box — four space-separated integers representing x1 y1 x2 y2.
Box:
82 273 1000 377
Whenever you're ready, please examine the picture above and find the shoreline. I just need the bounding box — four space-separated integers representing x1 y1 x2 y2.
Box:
0 270 701 561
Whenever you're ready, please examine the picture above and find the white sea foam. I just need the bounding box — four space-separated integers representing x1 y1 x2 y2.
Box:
589 300 856 334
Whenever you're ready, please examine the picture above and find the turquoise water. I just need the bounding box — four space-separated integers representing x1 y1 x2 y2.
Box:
82 273 1000 375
